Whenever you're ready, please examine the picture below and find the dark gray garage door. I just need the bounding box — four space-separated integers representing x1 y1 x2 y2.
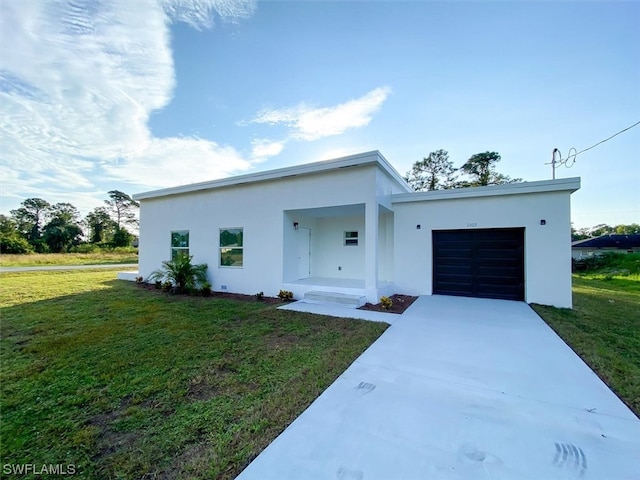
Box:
433 228 524 301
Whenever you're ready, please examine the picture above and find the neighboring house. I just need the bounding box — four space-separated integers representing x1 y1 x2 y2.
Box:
572 234 640 259
129 151 580 308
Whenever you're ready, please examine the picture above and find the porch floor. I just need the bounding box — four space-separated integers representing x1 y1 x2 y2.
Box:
287 277 364 289
286 277 394 289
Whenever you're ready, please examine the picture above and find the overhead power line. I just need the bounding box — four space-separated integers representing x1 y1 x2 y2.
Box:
548 120 640 179
575 120 640 155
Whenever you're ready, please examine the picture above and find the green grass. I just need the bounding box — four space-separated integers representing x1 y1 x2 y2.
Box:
574 251 640 279
0 270 387 479
0 252 138 267
532 255 640 417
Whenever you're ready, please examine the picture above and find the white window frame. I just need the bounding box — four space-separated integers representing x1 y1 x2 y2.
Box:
219 227 244 268
344 231 359 246
170 230 189 260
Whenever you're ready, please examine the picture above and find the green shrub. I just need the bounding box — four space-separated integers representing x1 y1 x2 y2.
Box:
255 291 265 300
201 282 212 297
149 254 208 294
573 252 640 275
278 290 294 302
380 296 393 310
32 239 50 253
0 233 34 254
112 227 133 248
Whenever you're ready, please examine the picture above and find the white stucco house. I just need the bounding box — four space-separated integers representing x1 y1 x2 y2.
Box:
129 151 580 308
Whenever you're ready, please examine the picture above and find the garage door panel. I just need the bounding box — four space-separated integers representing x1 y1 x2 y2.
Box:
436 283 473 296
476 284 523 300
437 248 473 258
437 276 475 286
477 277 522 287
435 231 474 242
476 265 520 277
476 248 520 258
433 228 524 301
438 260 471 274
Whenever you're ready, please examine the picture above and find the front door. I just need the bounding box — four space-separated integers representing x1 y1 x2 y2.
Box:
297 228 311 279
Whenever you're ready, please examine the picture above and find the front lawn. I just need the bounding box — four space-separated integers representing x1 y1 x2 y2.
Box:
0 270 387 479
532 259 640 417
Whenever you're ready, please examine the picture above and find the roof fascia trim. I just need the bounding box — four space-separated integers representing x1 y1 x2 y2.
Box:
391 177 581 203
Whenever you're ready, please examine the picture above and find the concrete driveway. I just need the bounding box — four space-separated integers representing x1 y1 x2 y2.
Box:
237 295 640 480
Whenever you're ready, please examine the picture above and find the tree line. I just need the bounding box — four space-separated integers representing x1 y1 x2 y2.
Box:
0 191 139 254
405 150 521 191
572 223 640 241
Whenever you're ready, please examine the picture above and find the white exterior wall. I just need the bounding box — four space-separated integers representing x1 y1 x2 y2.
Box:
393 191 573 308
312 215 366 278
138 164 379 298
378 209 394 282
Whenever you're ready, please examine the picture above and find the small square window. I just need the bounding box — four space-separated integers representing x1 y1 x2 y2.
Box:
344 231 359 246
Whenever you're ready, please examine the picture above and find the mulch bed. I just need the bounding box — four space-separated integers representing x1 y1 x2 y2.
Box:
135 282 282 305
135 283 418 313
358 294 418 314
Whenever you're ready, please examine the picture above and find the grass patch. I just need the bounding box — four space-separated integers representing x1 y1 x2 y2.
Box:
573 251 640 278
0 252 138 267
532 271 640 417
0 270 387 479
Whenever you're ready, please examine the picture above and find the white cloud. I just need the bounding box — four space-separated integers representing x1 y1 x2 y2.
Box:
160 0 255 29
251 86 392 141
0 0 257 209
250 138 286 160
103 137 252 189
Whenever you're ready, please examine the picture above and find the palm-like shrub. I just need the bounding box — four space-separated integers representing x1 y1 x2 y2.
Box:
148 254 208 294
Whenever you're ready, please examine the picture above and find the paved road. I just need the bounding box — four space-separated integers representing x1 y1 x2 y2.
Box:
0 263 137 273
238 295 640 480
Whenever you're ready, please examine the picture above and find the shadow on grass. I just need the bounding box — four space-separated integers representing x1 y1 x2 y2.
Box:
1 279 388 479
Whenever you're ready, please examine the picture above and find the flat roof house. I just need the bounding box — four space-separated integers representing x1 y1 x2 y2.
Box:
132 151 580 308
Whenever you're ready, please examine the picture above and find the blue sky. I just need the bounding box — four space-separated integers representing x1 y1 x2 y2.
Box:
1 0 638 229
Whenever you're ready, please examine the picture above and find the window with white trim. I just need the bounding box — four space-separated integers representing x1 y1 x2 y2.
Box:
220 228 243 267
344 231 359 246
171 230 189 260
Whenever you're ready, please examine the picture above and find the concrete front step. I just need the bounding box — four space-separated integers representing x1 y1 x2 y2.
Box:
304 290 367 307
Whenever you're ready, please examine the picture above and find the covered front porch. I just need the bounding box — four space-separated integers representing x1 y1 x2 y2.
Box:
282 202 395 304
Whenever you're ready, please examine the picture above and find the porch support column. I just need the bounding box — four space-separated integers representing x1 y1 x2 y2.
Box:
365 201 379 301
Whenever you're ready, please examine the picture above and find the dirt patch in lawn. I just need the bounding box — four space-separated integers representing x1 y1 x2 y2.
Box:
88 396 142 461
358 294 418 314
264 332 301 349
